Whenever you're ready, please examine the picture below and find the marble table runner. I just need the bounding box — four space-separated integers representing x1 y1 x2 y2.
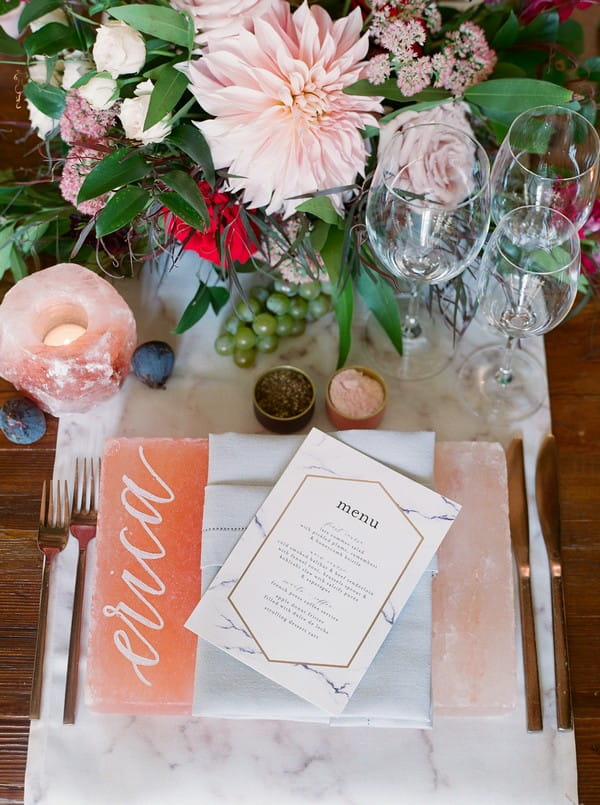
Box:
24 262 577 804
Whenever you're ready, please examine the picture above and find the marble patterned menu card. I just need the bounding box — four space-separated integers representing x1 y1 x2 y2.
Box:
185 427 460 716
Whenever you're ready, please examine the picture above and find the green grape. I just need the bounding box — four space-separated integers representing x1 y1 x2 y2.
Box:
233 347 256 368
214 333 236 355
252 312 277 336
289 318 306 337
288 296 309 320
297 280 321 300
249 285 270 304
266 292 290 315
319 278 334 296
235 297 262 322
275 313 294 336
274 278 298 296
308 294 331 319
256 333 279 353
235 325 257 350
224 314 240 335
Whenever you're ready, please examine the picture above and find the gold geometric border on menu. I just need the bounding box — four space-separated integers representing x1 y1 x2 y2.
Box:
228 474 425 668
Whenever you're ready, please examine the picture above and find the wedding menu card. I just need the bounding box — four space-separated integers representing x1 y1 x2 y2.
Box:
185 428 461 715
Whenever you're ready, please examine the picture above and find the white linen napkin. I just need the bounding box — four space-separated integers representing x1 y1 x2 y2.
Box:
193 430 437 728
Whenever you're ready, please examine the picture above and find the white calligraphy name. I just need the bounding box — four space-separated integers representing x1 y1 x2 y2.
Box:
102 446 175 686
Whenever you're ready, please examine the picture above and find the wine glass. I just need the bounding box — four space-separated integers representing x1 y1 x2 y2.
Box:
491 105 600 229
458 205 580 423
365 122 491 380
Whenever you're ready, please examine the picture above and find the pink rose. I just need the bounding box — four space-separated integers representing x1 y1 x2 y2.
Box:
378 103 477 206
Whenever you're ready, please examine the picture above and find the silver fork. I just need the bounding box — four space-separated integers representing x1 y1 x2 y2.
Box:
30 480 70 720
63 457 100 725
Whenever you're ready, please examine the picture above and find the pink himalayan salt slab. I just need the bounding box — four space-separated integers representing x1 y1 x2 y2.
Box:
433 441 516 715
86 438 208 714
0 263 136 417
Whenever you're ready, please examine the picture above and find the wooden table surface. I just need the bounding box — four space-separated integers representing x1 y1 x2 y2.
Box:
1 15 600 803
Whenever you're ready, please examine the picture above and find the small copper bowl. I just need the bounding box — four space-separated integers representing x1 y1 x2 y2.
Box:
253 365 316 434
325 365 387 430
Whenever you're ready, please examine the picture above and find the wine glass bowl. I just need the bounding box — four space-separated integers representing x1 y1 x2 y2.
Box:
458 205 580 423
491 105 600 229
365 122 491 379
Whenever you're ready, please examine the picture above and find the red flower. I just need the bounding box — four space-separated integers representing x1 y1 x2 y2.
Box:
519 0 593 23
165 182 259 269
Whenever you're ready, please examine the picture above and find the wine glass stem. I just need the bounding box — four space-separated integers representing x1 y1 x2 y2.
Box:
402 282 422 339
495 337 518 385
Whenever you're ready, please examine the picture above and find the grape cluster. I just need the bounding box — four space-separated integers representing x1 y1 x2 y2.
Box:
214 278 333 368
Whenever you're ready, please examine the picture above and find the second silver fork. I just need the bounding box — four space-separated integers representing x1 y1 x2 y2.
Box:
63 457 100 725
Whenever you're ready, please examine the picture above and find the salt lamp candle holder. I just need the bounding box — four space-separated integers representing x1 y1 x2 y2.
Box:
0 263 137 417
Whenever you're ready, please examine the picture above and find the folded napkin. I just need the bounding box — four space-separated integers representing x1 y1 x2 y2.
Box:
193 430 437 728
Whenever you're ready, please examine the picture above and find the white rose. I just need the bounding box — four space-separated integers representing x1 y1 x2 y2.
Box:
92 21 146 78
62 51 93 90
119 80 172 144
0 2 26 38
25 98 58 139
78 75 118 110
30 8 68 31
28 56 62 86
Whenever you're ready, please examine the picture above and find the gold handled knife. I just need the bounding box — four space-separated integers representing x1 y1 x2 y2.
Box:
535 434 573 731
506 437 543 732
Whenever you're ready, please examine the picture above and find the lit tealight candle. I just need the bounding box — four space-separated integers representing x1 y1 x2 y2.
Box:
43 323 87 347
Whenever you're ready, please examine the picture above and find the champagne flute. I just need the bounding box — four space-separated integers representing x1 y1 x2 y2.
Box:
458 206 580 423
491 105 600 229
365 122 490 380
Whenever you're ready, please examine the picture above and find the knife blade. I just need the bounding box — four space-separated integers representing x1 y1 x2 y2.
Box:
506 437 543 732
536 433 573 731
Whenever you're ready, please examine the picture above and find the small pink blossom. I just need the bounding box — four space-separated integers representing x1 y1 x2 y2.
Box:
59 145 109 215
60 90 118 146
365 53 392 84
432 22 496 95
396 57 433 95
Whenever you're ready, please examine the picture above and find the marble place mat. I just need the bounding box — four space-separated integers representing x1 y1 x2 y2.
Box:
84 437 515 717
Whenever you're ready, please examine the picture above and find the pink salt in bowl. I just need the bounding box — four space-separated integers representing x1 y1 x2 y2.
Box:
325 365 387 430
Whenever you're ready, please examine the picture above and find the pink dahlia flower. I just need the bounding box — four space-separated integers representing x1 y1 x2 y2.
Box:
187 1 382 218
169 0 284 44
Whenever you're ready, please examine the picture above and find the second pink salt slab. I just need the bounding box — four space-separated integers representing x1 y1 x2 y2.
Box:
433 441 516 715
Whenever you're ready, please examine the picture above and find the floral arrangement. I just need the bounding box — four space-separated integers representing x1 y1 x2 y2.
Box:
0 0 597 366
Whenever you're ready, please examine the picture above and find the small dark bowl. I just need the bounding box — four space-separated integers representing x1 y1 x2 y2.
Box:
253 365 316 434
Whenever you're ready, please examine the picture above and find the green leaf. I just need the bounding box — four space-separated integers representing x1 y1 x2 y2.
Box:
492 11 519 50
24 22 77 57
355 270 403 356
465 79 573 126
208 286 229 315
78 148 149 203
345 80 450 104
159 191 206 231
320 227 352 368
0 225 15 280
95 186 150 238
18 0 61 32
144 65 188 130
556 18 583 56
167 123 215 186
23 80 65 118
172 280 211 333
490 62 527 80
296 196 343 226
517 10 559 43
161 169 209 228
0 26 25 56
109 5 193 49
